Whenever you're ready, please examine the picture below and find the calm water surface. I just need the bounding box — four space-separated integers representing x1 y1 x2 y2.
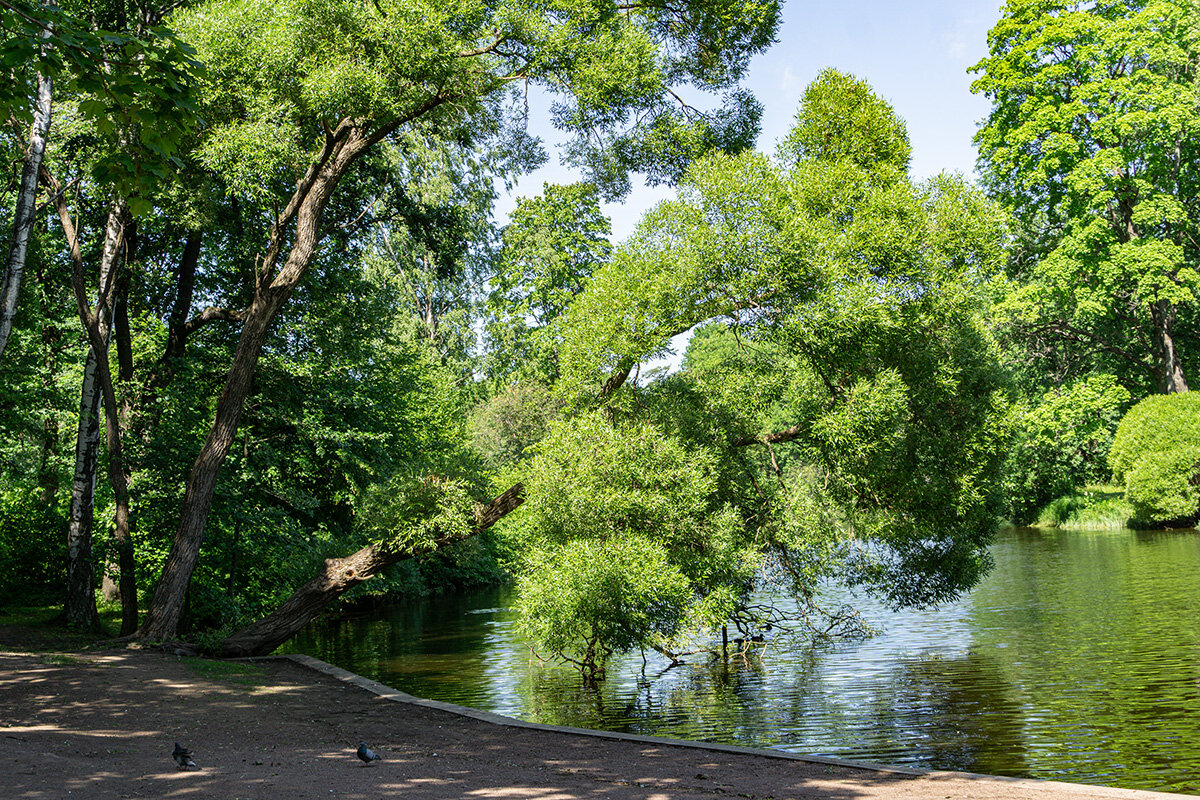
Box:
284 527 1200 794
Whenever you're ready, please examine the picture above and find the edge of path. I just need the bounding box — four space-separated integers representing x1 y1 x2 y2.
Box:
263 652 1192 800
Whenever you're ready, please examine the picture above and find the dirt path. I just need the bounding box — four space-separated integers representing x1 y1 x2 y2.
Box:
0 649 1188 799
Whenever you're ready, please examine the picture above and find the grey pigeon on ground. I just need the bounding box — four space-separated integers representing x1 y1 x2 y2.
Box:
173 742 197 770
356 741 382 765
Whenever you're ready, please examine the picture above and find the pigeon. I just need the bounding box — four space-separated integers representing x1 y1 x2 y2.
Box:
356 741 382 765
173 742 197 770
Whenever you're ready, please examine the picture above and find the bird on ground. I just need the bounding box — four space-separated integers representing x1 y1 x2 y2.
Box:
356 742 382 765
173 742 197 770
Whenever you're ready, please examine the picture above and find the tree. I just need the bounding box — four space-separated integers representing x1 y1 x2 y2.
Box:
27 0 203 631
485 182 611 387
1 0 202 363
363 129 515 375
1002 373 1131 523
0 20 51 361
138 0 781 644
502 70 1012 677
972 0 1200 395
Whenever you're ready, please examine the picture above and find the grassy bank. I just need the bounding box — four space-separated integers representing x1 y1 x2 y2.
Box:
1033 485 1136 530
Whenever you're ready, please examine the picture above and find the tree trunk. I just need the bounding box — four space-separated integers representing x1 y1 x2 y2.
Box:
138 125 374 642
219 483 525 657
61 204 126 631
1151 298 1188 393
162 231 202 365
63 347 104 631
36 268 63 506
111 221 138 635
0 55 52 361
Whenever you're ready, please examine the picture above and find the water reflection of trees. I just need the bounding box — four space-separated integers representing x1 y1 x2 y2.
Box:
282 528 1200 793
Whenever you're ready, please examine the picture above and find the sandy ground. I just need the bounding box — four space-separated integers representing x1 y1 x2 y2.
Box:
0 648 1190 800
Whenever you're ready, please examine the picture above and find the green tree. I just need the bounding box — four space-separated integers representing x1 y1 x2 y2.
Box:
363 129 515 376
485 182 611 387
507 412 752 681
1002 373 1131 523
505 70 1012 676
972 0 1200 395
198 0 781 652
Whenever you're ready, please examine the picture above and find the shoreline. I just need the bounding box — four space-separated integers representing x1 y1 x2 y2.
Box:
276 653 1189 799
0 647 1191 800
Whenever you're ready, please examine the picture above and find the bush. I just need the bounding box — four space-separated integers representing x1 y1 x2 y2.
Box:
0 490 68 604
516 536 692 684
1033 486 1133 529
1003 374 1131 523
1109 393 1200 526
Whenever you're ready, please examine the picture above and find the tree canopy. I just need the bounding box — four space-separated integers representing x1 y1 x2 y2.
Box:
499 70 1012 676
972 0 1199 395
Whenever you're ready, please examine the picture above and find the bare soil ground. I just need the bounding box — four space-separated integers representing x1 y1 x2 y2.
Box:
0 647 1189 800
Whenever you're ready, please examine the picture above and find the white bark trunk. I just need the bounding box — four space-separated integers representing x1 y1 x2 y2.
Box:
0 45 53 361
63 206 126 630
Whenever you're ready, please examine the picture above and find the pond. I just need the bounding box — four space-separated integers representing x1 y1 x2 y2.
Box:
282 526 1200 795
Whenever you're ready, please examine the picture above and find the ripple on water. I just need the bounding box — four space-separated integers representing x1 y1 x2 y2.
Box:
285 527 1200 795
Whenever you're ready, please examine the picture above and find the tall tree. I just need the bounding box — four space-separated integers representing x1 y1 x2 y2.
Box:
364 130 509 374
505 69 1012 677
221 70 1012 660
972 0 1199 395
0 26 51 361
136 0 781 643
32 0 201 630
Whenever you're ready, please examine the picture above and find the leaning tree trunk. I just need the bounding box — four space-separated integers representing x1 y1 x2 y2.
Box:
137 121 389 642
1151 298 1188 394
219 483 525 657
0 55 52 361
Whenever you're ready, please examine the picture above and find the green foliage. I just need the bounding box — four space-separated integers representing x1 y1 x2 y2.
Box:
360 131 502 374
174 0 781 201
517 535 692 683
1003 374 1132 523
357 475 475 556
1 0 203 208
1034 486 1133 530
485 183 611 387
469 382 563 469
1109 392 1200 525
777 68 911 174
503 411 757 675
554 71 1012 631
2 0 788 647
972 0 1200 393
0 489 67 604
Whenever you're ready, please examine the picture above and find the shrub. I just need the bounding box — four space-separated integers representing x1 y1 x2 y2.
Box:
1003 374 1131 523
1033 486 1132 529
0 490 68 604
1109 393 1200 526
516 536 692 684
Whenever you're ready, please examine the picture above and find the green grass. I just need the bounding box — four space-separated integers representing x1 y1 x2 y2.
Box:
40 653 88 666
1034 485 1136 530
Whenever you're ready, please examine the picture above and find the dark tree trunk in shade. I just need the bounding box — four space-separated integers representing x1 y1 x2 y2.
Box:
63 345 103 631
1152 299 1189 394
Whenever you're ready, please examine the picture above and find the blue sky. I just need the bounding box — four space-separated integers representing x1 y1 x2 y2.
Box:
498 0 1007 241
